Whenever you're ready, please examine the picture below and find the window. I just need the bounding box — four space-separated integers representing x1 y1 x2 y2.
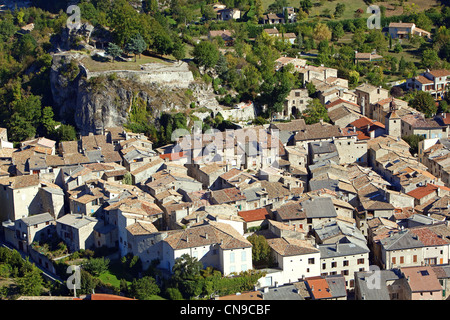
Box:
241 251 246 262
413 255 417 263
342 270 349 276
400 256 404 264
322 263 326 270
230 252 235 263
343 260 349 267
392 257 396 264
331 262 337 268
308 258 315 264
357 258 365 264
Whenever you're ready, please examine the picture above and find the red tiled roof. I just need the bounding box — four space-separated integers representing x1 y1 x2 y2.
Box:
159 152 186 161
238 208 270 222
325 98 360 110
406 184 438 199
350 116 385 130
305 276 332 299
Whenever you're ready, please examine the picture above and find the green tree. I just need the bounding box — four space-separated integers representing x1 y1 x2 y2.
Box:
409 91 437 118
56 124 77 142
332 22 345 41
247 234 272 266
172 37 186 61
16 263 43 296
193 41 220 70
402 134 425 155
421 48 441 69
8 113 36 143
83 257 110 277
122 172 133 185
300 0 313 14
109 0 140 47
334 3 345 18
302 98 330 124
129 276 160 300
125 33 147 62
105 43 123 63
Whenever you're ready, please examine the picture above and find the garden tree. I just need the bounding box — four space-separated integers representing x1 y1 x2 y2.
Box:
201 4 216 20
296 32 303 49
172 254 203 282
8 113 36 143
171 37 185 61
415 12 433 32
152 31 174 57
352 28 366 49
79 269 99 295
300 0 313 14
129 276 160 300
193 41 220 71
41 106 58 135
122 172 133 185
331 22 345 41
240 63 262 100
143 0 159 13
255 0 264 20
334 3 345 18
83 257 110 277
171 254 204 298
247 234 272 266
165 287 184 300
313 23 332 42
398 55 407 75
402 134 425 155
108 0 141 47
55 124 77 141
409 91 438 118
421 48 441 69
105 43 123 63
393 42 403 53
390 86 404 98
13 33 37 62
348 70 360 87
366 29 388 54
268 0 288 14
125 33 147 62
302 98 330 124
264 69 295 120
306 81 316 97
16 265 43 296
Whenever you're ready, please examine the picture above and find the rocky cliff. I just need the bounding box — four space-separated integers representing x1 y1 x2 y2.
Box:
50 52 198 135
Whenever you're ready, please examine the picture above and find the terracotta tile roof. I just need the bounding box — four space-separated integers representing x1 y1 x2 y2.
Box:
428 69 450 78
401 266 442 293
238 208 270 222
267 237 319 257
275 201 306 221
163 221 252 250
0 174 40 189
305 276 332 299
126 221 158 235
406 184 442 200
159 152 186 161
211 187 246 204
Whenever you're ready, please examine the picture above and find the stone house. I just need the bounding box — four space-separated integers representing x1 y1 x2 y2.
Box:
12 212 55 253
155 221 253 276
265 236 320 286
56 213 101 252
0 175 41 222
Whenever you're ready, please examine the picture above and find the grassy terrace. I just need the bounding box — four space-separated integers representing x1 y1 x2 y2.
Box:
79 52 174 73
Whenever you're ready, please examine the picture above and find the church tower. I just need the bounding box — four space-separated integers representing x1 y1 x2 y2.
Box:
385 98 401 138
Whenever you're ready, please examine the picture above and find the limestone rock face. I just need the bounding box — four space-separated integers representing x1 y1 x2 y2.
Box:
50 53 198 135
